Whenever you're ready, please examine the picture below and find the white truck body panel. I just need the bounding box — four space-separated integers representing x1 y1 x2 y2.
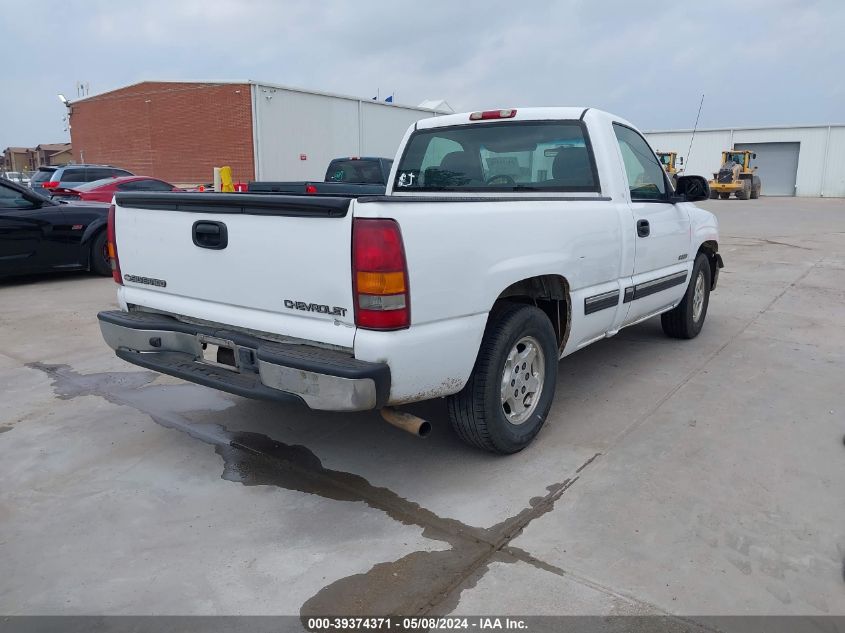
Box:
115 207 356 349
103 106 720 409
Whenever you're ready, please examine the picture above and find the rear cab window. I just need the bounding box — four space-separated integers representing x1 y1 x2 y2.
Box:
326 160 386 184
394 121 600 193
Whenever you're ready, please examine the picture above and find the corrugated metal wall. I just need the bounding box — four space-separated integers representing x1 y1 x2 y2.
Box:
251 84 440 181
644 125 845 197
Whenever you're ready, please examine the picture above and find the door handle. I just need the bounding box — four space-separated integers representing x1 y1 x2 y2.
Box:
192 221 228 250
637 219 650 238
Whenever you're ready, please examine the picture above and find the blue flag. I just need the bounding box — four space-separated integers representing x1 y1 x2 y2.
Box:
385 95 393 103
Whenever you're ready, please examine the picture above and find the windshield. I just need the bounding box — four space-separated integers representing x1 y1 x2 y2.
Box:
658 154 672 166
725 152 746 165
394 121 598 192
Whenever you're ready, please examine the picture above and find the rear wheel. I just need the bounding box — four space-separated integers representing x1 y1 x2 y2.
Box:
447 303 558 454
661 253 711 339
736 181 751 200
90 231 111 276
709 188 719 199
750 183 761 199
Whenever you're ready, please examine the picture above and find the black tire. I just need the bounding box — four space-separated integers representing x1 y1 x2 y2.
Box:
709 189 719 199
661 253 711 339
447 303 558 454
750 184 760 199
90 231 111 276
736 181 751 200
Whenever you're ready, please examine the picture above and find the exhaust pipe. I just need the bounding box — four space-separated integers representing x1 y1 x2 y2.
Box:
380 407 431 438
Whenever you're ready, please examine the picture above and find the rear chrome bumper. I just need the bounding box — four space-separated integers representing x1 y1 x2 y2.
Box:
97 310 390 411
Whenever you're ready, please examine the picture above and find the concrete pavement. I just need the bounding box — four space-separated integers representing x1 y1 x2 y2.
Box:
1 197 843 625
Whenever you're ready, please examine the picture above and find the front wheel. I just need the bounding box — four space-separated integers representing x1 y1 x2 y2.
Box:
90 231 111 276
447 303 558 454
661 253 711 339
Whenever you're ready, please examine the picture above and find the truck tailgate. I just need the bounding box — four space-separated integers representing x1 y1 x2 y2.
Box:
113 193 356 348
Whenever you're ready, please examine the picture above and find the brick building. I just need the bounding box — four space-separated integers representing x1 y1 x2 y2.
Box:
69 82 254 185
68 80 449 186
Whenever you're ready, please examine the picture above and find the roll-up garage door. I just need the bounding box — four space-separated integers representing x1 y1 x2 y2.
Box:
734 142 800 196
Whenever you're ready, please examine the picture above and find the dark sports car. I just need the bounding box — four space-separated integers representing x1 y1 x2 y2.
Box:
0 177 112 278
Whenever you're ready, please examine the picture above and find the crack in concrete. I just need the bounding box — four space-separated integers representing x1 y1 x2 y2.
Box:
722 235 816 250
29 362 601 621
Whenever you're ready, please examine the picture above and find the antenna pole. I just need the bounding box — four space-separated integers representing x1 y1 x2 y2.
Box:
685 93 704 169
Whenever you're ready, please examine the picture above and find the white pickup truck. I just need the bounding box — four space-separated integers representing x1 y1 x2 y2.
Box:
98 107 722 453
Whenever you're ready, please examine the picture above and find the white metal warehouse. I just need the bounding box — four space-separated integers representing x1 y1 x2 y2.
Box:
644 124 845 197
250 82 450 181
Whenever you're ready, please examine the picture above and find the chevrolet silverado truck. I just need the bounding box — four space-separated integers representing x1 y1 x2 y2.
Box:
247 157 392 196
98 107 721 454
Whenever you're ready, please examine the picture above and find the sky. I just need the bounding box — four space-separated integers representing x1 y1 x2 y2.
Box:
2 0 844 149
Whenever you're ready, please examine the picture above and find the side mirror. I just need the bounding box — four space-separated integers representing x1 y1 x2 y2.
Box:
752 153 756 159
678 156 684 165
673 175 709 202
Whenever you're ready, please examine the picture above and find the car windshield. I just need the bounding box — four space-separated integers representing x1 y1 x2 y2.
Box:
658 154 672 166
74 177 119 192
30 169 56 184
394 121 598 192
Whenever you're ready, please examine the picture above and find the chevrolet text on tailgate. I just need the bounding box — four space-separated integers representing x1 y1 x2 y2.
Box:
99 107 722 454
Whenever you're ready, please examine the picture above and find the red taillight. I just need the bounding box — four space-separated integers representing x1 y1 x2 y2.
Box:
42 181 60 189
107 204 122 284
305 184 318 194
469 109 517 121
352 218 410 330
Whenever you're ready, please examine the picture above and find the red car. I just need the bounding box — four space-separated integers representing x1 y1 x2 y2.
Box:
51 176 180 203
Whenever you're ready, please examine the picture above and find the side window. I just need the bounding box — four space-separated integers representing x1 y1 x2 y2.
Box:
88 168 115 181
613 124 666 201
116 181 141 191
60 168 86 182
0 184 35 209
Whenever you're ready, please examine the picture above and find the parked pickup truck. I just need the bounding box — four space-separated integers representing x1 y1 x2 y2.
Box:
248 156 393 196
98 107 722 454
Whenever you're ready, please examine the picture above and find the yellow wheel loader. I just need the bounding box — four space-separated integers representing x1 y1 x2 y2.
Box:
656 151 682 188
708 150 762 200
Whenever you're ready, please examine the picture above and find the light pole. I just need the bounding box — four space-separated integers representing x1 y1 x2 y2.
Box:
58 93 71 136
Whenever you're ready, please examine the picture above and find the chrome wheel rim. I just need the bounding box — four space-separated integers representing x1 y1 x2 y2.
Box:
692 271 705 322
500 336 545 425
